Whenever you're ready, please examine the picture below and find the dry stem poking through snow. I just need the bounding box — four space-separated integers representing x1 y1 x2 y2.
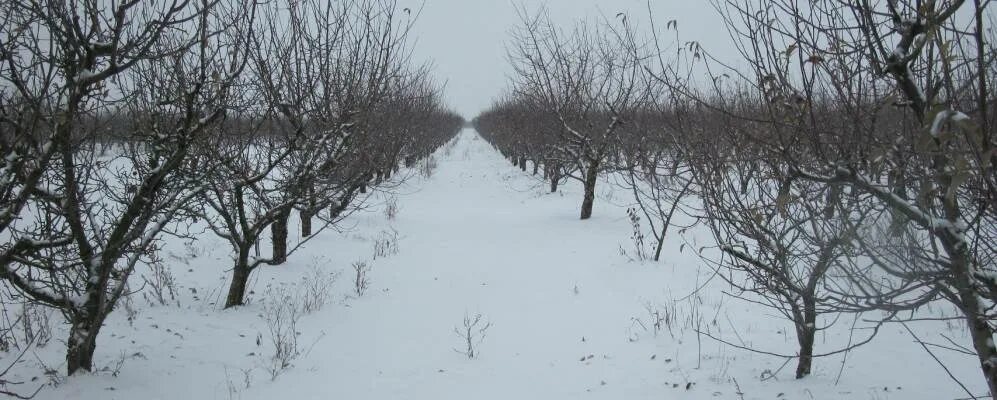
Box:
454 313 492 359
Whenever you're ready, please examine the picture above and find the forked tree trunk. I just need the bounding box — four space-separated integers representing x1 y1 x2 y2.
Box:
580 159 599 219
653 180 692 261
271 207 291 265
225 246 252 308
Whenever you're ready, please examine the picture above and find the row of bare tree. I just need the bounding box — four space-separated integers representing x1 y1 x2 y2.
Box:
0 0 461 383
476 0 996 396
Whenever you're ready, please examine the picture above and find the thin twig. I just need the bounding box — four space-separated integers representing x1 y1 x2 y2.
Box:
900 321 976 400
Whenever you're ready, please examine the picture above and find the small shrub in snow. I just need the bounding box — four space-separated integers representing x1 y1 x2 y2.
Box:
626 208 649 261
0 300 53 352
256 268 336 380
419 155 438 178
454 312 491 359
103 350 146 377
0 308 11 352
183 240 203 259
142 256 178 306
224 371 241 400
261 287 302 380
708 350 734 384
627 298 687 342
372 229 399 259
643 301 675 338
300 262 339 314
223 366 254 400
384 196 400 221
22 303 52 349
353 261 371 297
122 293 139 327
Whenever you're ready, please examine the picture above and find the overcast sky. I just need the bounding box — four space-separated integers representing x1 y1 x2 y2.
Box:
401 0 730 119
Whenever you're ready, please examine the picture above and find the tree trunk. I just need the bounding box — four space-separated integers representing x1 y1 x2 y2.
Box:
795 299 817 379
225 248 252 308
532 160 539 175
653 223 668 262
653 180 691 261
66 313 100 375
329 188 356 220
952 252 997 399
519 156 527 171
300 208 312 237
329 200 341 218
301 186 315 237
580 159 599 219
967 309 997 400
329 202 342 219
271 207 290 265
549 163 560 193
970 315 997 400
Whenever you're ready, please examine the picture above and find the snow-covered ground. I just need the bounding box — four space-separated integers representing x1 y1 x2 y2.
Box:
9 128 985 399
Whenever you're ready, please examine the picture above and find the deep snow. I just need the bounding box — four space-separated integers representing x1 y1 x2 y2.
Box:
7 128 986 399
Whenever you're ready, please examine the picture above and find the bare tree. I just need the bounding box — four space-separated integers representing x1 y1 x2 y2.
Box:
0 0 251 375
613 101 698 262
500 8 653 219
201 0 460 309
694 134 876 378
645 0 996 393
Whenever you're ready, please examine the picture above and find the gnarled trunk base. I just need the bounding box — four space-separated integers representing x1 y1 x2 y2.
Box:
225 250 252 308
66 315 100 375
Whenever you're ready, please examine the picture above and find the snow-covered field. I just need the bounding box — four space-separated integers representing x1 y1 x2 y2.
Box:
9 128 985 399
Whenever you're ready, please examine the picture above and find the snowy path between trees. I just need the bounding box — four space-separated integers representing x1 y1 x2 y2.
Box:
27 129 985 399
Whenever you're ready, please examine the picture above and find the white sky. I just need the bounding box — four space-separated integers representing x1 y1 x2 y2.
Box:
402 0 730 119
